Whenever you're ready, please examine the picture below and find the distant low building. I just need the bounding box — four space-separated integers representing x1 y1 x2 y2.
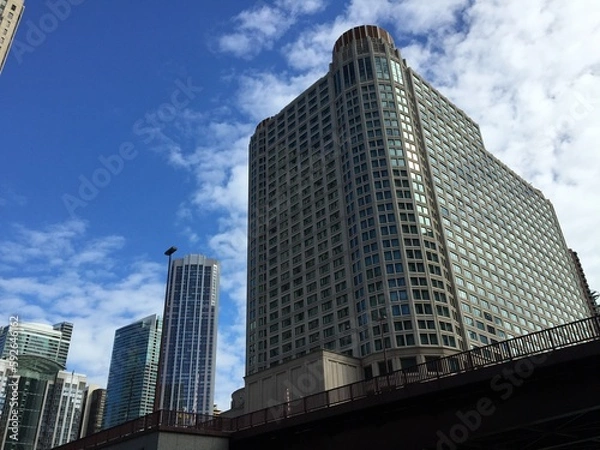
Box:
219 387 245 418
244 349 361 414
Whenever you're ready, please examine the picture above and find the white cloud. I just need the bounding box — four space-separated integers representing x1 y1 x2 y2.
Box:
280 0 471 71
217 5 297 58
403 0 600 291
143 109 254 407
0 185 27 208
0 220 165 392
10 0 592 414
129 0 594 411
241 0 600 292
237 70 326 121
217 0 327 58
275 0 326 15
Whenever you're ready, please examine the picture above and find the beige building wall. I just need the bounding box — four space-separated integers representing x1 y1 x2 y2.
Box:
244 350 361 413
0 0 24 73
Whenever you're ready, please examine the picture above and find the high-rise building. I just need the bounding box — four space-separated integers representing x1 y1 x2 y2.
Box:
0 322 73 367
0 321 73 422
36 371 87 450
79 386 106 438
0 355 63 450
103 315 161 428
0 361 11 421
569 249 598 316
155 254 219 415
0 321 80 450
0 0 24 73
246 25 590 379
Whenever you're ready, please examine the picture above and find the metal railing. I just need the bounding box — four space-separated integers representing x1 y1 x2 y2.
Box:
231 315 600 429
56 315 600 449
55 410 234 449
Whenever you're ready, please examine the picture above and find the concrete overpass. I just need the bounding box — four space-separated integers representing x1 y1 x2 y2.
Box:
56 316 600 450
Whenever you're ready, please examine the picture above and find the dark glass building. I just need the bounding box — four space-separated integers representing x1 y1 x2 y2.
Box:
103 315 162 428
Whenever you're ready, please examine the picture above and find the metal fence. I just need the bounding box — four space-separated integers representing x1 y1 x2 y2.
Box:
56 315 600 449
230 315 600 429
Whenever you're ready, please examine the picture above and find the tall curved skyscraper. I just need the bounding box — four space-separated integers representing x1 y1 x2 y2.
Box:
246 25 590 379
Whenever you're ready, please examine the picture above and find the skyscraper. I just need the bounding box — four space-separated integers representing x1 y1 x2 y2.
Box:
78 386 106 438
0 321 73 421
155 254 219 415
36 371 87 450
0 0 24 73
103 315 161 428
0 322 73 368
246 25 590 379
0 361 10 421
0 356 63 450
0 321 79 450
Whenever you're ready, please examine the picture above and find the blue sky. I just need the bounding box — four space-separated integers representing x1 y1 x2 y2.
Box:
1 0 599 410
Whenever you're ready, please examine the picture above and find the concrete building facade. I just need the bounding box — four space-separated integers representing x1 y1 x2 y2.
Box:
244 349 361 413
246 25 590 383
0 0 24 73
155 255 220 415
78 386 106 438
36 371 87 450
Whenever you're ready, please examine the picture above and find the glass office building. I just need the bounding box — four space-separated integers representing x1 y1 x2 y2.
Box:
246 25 590 378
0 322 73 368
0 356 63 450
0 321 85 449
0 321 73 422
103 315 162 428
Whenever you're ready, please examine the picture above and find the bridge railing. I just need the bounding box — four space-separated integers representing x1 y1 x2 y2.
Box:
230 314 600 429
55 316 600 448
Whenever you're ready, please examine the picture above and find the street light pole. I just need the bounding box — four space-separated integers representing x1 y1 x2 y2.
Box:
378 312 391 386
154 246 177 412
